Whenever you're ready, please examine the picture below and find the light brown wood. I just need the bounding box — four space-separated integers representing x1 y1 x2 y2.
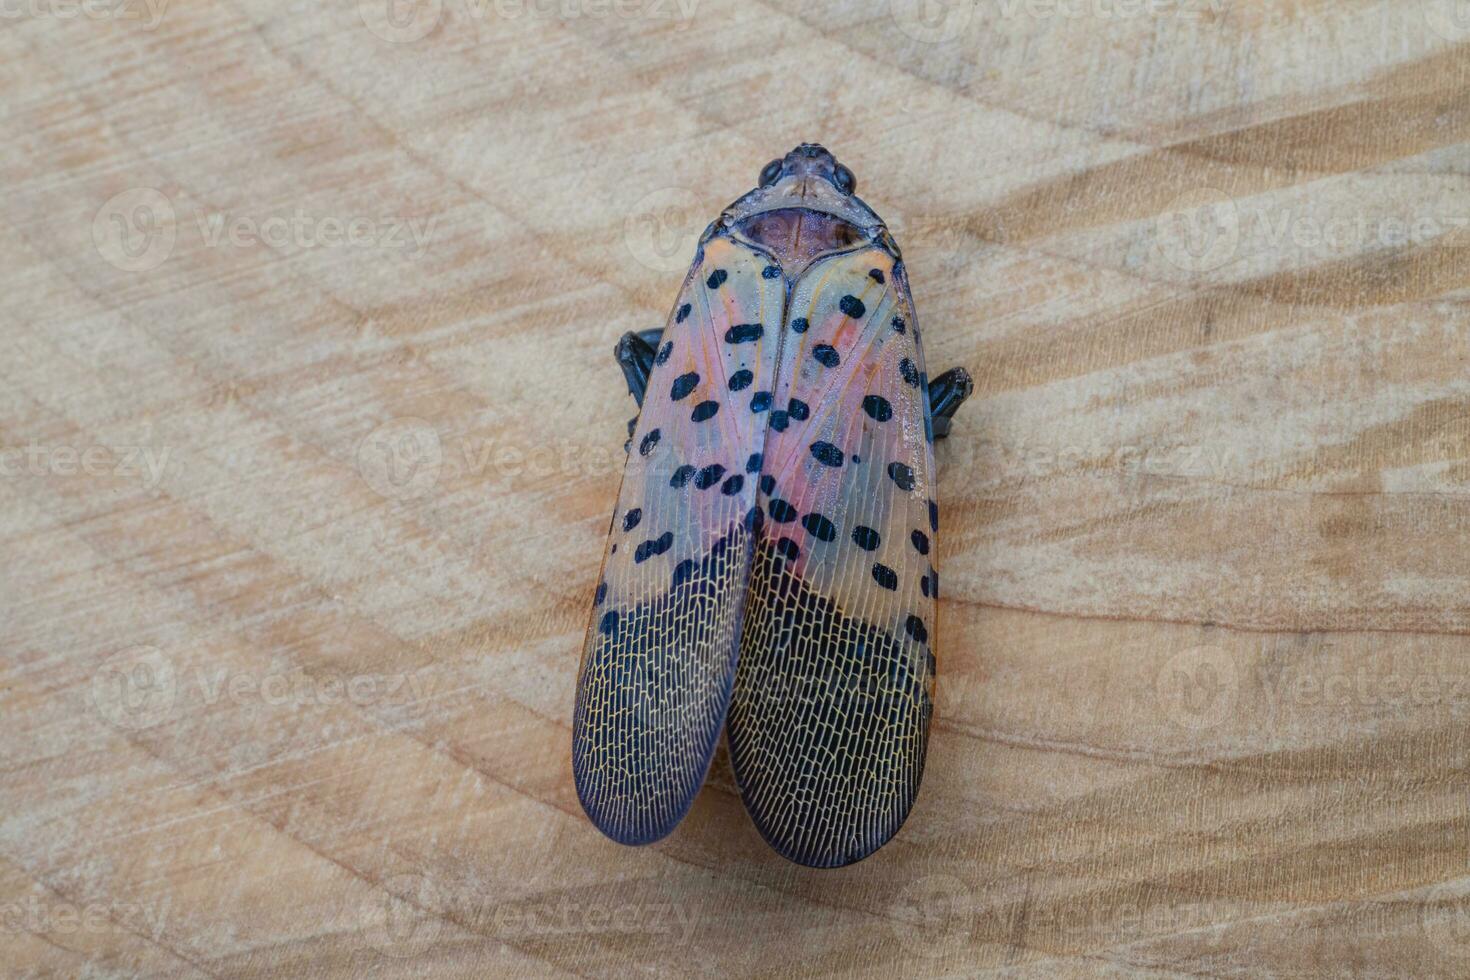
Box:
4 1 1470 976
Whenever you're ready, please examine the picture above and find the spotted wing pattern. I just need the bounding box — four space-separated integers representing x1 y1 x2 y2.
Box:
573 235 786 846
728 245 939 867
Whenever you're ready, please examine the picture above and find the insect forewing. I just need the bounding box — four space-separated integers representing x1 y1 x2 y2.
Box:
573 236 786 846
728 245 939 868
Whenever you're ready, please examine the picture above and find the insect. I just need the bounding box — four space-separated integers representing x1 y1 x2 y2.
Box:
572 144 972 867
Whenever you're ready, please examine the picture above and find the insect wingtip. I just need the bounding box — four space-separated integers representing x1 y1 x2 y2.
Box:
573 763 691 849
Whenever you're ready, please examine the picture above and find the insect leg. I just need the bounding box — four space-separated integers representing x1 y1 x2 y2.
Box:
927 366 974 440
614 330 660 408
615 330 664 451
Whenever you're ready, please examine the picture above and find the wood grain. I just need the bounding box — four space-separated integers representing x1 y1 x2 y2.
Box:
3 0 1470 976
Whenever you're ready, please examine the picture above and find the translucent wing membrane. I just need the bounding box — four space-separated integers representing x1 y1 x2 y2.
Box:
728 246 939 867
573 236 786 845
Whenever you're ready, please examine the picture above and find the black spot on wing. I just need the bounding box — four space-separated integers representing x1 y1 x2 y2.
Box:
706 269 727 289
788 398 810 421
900 357 921 387
633 531 673 563
812 345 840 368
691 400 720 423
729 369 753 391
801 512 836 542
639 428 661 455
670 464 695 488
872 563 898 590
929 499 939 532
751 391 772 413
746 452 763 473
768 499 797 523
675 303 691 323
810 441 844 468
868 269 885 284
622 508 642 532
911 529 930 555
670 372 699 401
762 264 781 279
852 525 881 551
887 461 916 492
721 474 745 496
655 341 673 365
726 323 764 344
839 295 866 319
905 614 928 644
790 317 809 334
891 315 905 334
862 395 892 422
694 464 726 490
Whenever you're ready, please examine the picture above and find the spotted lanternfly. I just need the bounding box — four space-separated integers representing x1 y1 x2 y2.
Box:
572 144 973 868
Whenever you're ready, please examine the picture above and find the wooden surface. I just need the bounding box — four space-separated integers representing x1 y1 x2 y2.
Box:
3 1 1470 976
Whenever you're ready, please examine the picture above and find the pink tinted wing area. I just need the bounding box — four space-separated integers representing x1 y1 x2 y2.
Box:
573 236 785 846
729 246 939 867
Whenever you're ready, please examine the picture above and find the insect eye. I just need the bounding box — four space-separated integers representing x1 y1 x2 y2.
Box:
832 164 856 196
759 159 783 187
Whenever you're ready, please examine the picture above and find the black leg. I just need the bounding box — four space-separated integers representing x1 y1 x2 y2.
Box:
614 330 660 408
615 330 664 452
927 367 973 440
